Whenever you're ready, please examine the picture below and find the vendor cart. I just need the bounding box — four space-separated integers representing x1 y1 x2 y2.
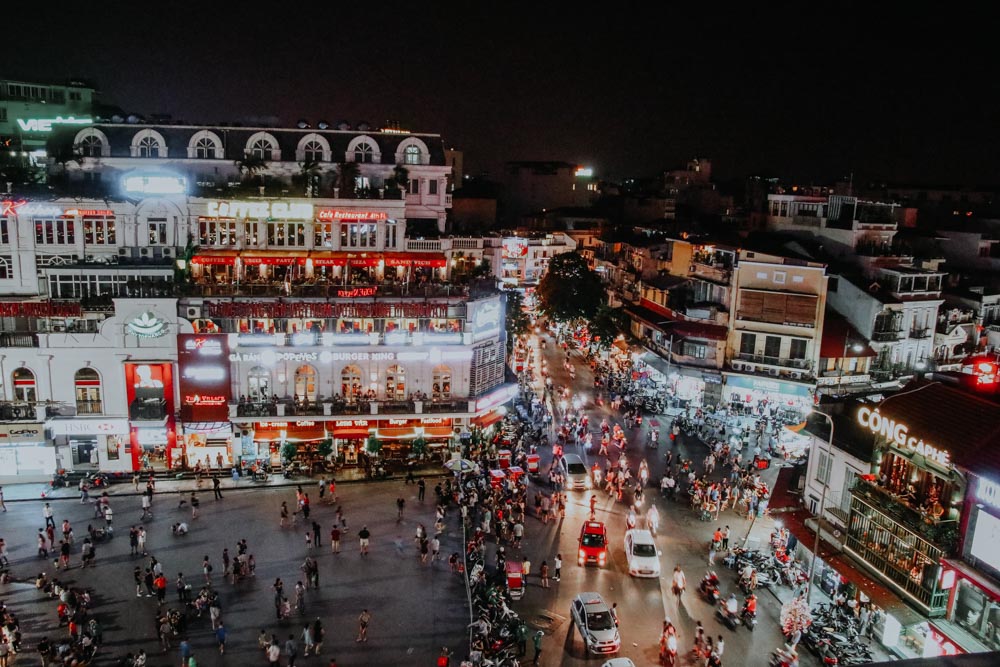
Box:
505 560 525 600
505 466 525 485
526 453 541 477
498 449 512 469
489 469 506 489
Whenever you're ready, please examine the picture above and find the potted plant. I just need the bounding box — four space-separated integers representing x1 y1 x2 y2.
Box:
280 442 298 466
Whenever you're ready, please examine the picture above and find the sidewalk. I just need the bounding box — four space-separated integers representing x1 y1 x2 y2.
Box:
0 465 450 503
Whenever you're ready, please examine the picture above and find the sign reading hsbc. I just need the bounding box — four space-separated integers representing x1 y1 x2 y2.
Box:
47 419 130 436
0 422 46 442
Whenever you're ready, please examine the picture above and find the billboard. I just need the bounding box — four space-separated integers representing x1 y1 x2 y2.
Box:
125 362 174 421
178 334 231 422
502 237 529 258
468 296 503 342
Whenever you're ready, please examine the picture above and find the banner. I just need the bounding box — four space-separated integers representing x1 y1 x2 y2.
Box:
178 334 231 422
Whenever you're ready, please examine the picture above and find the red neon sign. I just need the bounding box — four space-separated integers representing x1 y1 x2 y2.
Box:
317 210 388 222
336 286 377 298
1 200 26 216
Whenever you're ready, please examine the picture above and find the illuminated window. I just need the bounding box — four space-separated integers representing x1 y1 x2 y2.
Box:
340 365 362 400
83 216 116 245
0 218 9 244
147 219 168 245
35 218 75 245
408 179 420 195
385 365 406 400
12 367 36 402
403 145 421 165
248 366 271 402
74 368 102 415
137 136 161 158
353 141 376 163
294 365 317 401
303 141 325 163
432 365 452 399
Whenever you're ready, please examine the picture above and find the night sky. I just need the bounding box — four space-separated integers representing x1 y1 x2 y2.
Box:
6 4 996 185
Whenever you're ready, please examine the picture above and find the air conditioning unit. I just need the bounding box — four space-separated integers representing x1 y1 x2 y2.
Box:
139 248 152 257
186 306 202 319
118 247 131 257
767 368 779 377
730 362 744 372
162 247 175 258
789 371 803 380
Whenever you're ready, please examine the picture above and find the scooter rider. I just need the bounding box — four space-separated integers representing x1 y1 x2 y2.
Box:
725 593 739 619
743 593 758 617
626 505 638 530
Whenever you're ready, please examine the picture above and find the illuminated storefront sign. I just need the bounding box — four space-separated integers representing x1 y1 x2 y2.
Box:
0 301 81 317
336 287 378 298
16 116 92 133
63 208 115 217
502 238 529 258
183 337 224 355
206 300 450 320
856 406 951 466
977 477 1000 508
178 334 231 422
1 200 64 217
0 423 45 442
574 167 593 178
206 200 314 220
317 210 388 222
126 311 168 338
48 419 130 436
122 174 188 195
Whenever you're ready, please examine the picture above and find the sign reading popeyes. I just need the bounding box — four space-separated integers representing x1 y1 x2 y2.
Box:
856 406 950 466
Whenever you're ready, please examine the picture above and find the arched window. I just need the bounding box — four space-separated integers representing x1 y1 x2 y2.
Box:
248 366 271 402
294 365 317 401
385 365 406 401
432 365 452 399
354 141 376 163
340 365 362 401
12 367 36 402
195 137 218 158
403 145 421 165
137 135 161 158
250 139 273 160
79 135 104 158
74 368 102 414
303 141 325 162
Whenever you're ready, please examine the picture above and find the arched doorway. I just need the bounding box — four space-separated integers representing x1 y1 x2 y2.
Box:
12 367 36 402
341 365 362 401
248 366 271 402
294 365 318 402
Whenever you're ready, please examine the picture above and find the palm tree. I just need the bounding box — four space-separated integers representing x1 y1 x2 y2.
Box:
335 161 360 199
294 160 322 197
384 164 409 199
235 153 268 188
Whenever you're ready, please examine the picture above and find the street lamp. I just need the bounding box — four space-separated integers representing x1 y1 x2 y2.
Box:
838 338 865 395
806 409 834 604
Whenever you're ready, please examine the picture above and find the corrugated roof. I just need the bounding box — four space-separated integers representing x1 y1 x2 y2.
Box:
876 381 1000 477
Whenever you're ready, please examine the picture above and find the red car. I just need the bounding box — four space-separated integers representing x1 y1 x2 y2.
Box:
578 521 608 567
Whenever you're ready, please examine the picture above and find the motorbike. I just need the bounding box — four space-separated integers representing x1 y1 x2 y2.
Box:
742 607 758 631
769 646 800 667
50 471 69 488
87 472 110 488
716 600 739 630
699 573 720 604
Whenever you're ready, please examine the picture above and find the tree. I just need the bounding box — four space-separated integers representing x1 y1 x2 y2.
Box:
235 153 268 186
536 252 605 323
504 289 531 350
365 434 382 457
412 436 428 459
293 160 322 197
280 442 298 464
589 305 627 350
385 164 409 198
335 161 360 198
317 439 334 458
780 595 813 640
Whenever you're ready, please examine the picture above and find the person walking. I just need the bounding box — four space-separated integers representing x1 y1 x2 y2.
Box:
396 497 405 523
539 561 550 588
266 639 281 667
672 565 687 603
311 521 322 548
312 618 325 655
44 503 56 529
356 609 371 642
190 493 200 519
722 526 731 550
0 486 6 512
284 634 298 667
213 476 223 500
553 554 562 581
330 526 341 554
301 623 314 656
203 555 213 584
417 478 426 501
532 631 544 665
358 526 370 556
215 622 227 654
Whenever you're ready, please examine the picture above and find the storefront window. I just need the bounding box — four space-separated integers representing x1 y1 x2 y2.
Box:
340 365 362 401
248 366 271 402
952 580 1000 650
74 368 103 415
12 367 36 402
294 365 317 402
432 365 452 399
386 365 405 401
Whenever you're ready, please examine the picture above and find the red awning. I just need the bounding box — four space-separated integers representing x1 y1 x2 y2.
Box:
332 422 374 439
424 426 456 438
472 410 504 428
252 422 327 441
384 252 448 268
192 251 238 266
310 254 347 267
241 254 302 266
377 426 416 439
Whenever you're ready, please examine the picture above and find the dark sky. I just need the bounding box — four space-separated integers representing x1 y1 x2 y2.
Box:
6 4 997 185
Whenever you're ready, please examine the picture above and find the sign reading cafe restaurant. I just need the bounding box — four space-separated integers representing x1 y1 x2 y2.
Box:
856 406 951 467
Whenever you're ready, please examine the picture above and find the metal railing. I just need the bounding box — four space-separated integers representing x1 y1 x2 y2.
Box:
184 282 478 299
0 402 38 420
909 327 931 339
735 353 810 370
871 329 903 342
75 400 103 415
0 333 39 348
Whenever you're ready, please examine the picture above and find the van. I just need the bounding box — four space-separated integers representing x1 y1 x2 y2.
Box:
562 453 591 490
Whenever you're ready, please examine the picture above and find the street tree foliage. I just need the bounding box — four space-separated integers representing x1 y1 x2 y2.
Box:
536 252 605 323
504 289 531 349
589 305 627 350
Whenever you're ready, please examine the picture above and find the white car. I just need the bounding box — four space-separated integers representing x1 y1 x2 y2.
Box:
624 529 660 578
601 660 637 667
571 593 621 655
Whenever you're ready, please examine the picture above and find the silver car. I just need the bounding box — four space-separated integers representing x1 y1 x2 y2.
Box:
562 453 591 490
571 593 621 655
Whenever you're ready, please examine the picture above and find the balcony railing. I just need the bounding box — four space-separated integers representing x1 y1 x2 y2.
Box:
0 333 39 348
871 329 903 342
909 327 931 339
233 397 472 419
850 477 959 550
183 282 478 299
0 401 39 420
735 353 810 370
75 400 103 415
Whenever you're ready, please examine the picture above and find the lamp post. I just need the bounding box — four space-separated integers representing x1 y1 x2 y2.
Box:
806 409 834 604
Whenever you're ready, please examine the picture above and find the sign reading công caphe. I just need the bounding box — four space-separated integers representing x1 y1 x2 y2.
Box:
856 406 950 466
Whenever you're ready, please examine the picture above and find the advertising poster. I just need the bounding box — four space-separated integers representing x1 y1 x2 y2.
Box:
125 362 173 421
177 334 231 422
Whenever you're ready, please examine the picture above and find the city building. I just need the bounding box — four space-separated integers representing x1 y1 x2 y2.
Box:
497 233 577 288
0 78 96 153
827 266 946 383
725 249 829 418
0 120 516 479
815 309 877 397
502 161 598 224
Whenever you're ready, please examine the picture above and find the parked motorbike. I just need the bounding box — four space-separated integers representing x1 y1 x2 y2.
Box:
50 471 69 488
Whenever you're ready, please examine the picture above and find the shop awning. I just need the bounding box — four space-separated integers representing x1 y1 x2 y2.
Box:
252 423 327 441
332 424 374 439
309 252 348 267
383 252 447 268
377 426 416 439
472 410 504 428
240 251 303 266
423 426 456 439
191 250 239 266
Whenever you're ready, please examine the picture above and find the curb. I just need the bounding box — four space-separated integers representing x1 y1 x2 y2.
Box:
3 469 451 503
